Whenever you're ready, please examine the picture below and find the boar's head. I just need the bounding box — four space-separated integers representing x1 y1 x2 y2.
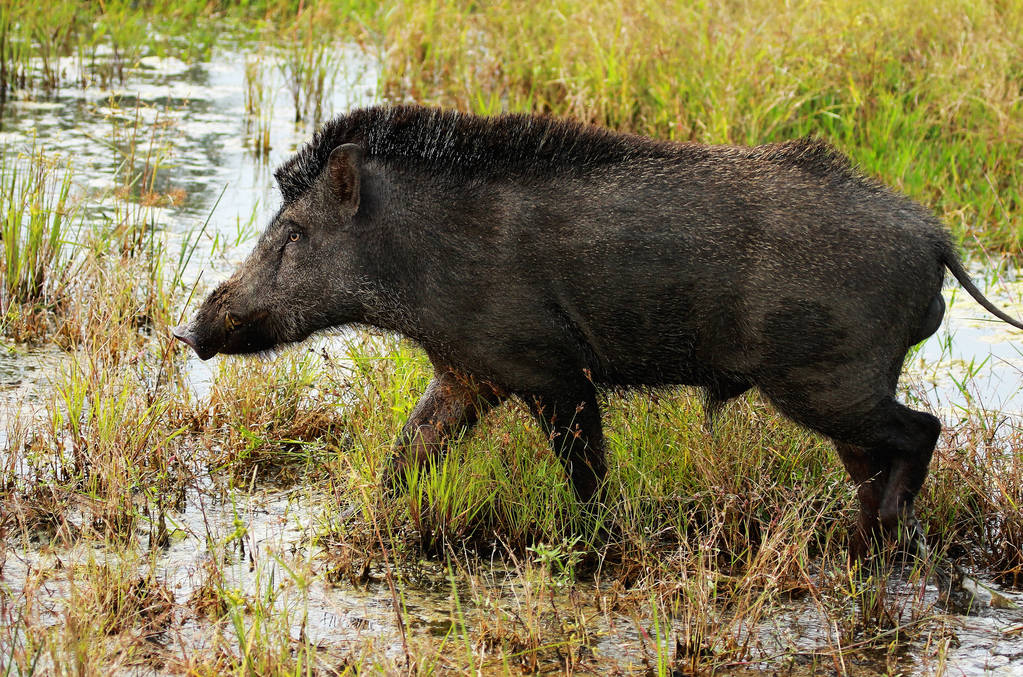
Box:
173 144 366 360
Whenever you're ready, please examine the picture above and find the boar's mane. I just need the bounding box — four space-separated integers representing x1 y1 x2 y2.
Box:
273 105 860 204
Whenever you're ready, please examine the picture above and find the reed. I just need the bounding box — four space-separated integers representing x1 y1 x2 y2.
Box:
0 149 81 340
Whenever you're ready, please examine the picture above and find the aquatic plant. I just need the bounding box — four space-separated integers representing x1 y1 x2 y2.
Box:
244 53 275 158
0 149 80 338
277 6 343 124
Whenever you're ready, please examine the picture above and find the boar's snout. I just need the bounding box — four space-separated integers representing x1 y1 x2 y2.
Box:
171 323 218 361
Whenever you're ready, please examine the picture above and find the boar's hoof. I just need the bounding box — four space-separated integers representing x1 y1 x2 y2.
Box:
847 528 875 566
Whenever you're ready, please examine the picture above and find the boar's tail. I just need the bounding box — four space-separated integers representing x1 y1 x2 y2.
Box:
942 246 1023 331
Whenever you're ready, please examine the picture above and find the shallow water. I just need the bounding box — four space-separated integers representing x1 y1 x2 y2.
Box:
911 274 1023 419
1 37 1022 675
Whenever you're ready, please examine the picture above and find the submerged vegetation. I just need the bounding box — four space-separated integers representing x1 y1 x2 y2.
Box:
0 0 1021 674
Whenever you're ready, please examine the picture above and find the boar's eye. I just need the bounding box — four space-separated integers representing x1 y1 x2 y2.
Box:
288 229 302 243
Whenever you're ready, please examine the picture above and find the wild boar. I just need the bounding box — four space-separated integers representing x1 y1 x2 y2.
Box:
173 105 1023 560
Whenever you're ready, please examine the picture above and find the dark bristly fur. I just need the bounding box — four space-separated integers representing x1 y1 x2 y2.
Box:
178 107 1023 598
273 105 858 204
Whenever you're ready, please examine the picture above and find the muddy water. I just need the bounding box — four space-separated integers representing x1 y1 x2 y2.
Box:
1 39 1022 675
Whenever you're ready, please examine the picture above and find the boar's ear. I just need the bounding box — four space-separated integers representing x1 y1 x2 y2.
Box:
326 143 363 214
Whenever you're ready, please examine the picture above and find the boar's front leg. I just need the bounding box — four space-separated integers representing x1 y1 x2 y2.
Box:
385 368 505 490
527 386 607 503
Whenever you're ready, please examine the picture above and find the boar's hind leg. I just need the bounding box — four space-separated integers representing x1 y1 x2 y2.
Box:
385 369 505 490
767 385 940 557
828 398 940 548
872 401 941 540
834 442 888 560
527 387 606 503
852 401 940 555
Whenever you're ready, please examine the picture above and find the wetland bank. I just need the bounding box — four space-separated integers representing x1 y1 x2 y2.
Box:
2 1 1023 674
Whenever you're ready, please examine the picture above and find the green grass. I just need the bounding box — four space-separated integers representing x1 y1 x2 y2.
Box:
3 318 1020 672
0 148 81 339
